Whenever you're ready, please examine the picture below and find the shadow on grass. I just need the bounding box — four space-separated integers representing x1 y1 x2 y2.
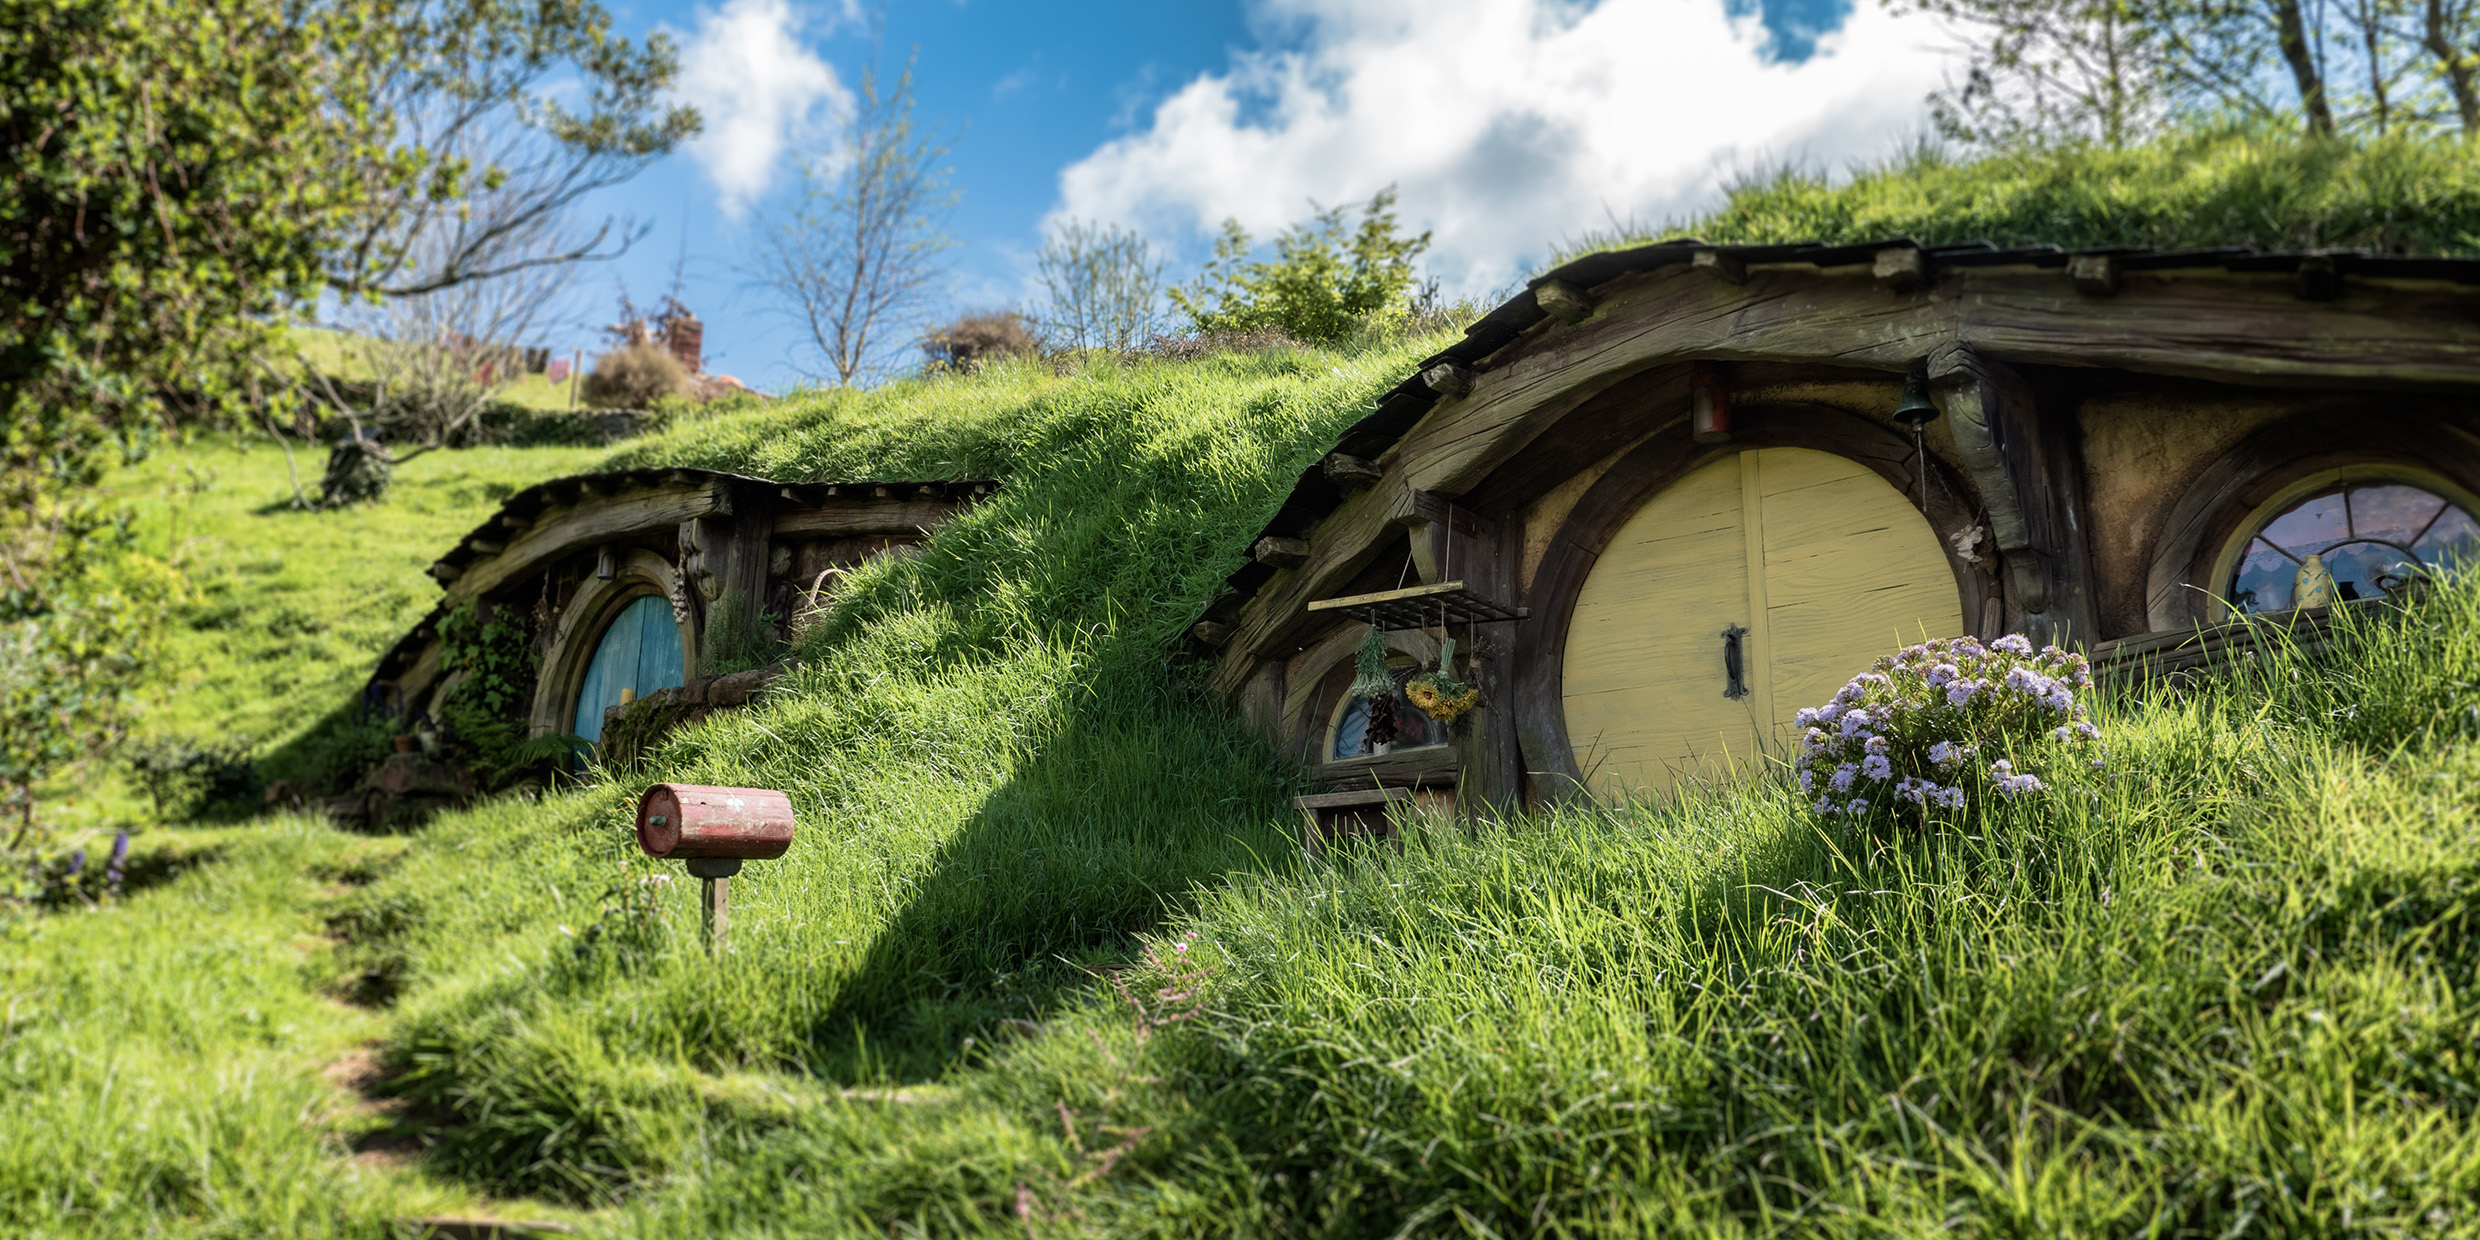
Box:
797 691 1306 1083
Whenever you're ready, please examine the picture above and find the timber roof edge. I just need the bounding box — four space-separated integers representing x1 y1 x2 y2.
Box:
1186 236 2480 658
368 467 997 684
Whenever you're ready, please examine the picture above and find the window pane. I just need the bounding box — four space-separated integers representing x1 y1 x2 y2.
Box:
2230 539 2295 614
2415 505 2480 569
2321 540 2417 603
2258 491 2347 556
1332 698 1370 760
2348 485 2447 545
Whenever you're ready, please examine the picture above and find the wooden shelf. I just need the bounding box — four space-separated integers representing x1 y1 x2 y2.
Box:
1312 743 1458 791
1305 580 1527 631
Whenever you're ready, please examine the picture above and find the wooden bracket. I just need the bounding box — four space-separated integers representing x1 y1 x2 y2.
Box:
1421 360 1475 398
1533 279 1595 325
2067 254 2118 297
1873 246 1929 294
1322 453 1383 491
1692 248 1747 284
1252 535 1311 569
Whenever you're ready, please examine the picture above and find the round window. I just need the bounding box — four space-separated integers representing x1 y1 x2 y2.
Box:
1327 659 1445 761
2228 481 2479 615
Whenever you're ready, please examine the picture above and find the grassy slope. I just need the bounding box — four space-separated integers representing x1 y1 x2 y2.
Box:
288 326 583 413
13 327 2480 1235
1572 128 2480 259
8 437 612 1237
341 345 2471 1234
57 435 606 829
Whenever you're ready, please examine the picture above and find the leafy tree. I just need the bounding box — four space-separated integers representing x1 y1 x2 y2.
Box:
1905 0 2480 142
1035 220 1164 351
1171 189 1431 344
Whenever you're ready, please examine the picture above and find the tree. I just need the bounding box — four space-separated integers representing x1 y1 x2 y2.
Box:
1170 189 1431 344
1906 0 2480 141
1035 220 1165 351
1907 0 2167 145
758 59 958 386
320 0 699 300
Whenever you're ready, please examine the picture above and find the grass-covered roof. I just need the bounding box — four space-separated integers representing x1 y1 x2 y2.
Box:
1571 128 2480 262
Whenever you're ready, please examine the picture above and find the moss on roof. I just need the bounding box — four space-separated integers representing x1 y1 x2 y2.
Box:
1570 128 2480 262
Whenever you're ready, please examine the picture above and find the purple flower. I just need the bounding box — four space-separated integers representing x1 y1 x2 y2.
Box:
66 849 85 878
106 831 128 890
2075 721 2100 740
1926 662 1961 688
1814 796 1840 815
1864 735 1889 754
1831 764 1859 792
1794 707 1820 729
1946 680 1980 707
1992 634 2033 656
1862 753 1893 781
1845 797 1870 815
1798 768 1816 793
1839 710 1873 737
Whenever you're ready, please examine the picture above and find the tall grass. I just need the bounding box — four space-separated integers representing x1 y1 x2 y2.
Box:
1569 127 2480 260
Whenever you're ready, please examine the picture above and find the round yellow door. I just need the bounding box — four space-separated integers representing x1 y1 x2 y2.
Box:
1562 447 1962 799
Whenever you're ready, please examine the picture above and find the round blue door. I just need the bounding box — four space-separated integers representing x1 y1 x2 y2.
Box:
572 594 686 742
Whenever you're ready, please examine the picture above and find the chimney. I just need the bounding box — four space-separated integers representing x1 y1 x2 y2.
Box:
665 315 703 374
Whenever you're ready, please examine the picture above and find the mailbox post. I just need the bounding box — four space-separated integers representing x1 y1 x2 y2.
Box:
635 783 795 950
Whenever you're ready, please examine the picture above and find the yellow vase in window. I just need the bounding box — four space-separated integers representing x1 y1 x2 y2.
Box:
2292 552 2336 610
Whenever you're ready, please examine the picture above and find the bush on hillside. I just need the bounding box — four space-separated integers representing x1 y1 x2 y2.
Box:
1172 187 1431 342
581 343 692 409
919 311 1039 373
1795 634 2102 831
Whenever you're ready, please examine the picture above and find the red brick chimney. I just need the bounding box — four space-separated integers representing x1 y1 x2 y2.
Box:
664 314 704 374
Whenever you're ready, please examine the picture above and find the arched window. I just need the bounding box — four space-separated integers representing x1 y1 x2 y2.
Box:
2228 481 2479 615
572 594 686 742
1326 657 1445 761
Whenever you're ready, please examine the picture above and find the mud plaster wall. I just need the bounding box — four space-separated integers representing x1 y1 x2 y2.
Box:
2077 389 2309 637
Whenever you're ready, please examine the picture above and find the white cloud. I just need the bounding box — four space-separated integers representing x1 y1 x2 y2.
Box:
675 0 853 217
1053 0 1953 291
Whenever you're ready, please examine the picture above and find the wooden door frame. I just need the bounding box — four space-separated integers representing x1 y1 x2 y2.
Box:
529 548 701 737
1512 403 1997 802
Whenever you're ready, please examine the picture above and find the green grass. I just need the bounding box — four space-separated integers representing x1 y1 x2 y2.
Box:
13 335 2480 1235
287 327 584 414
1575 126 2480 260
52 435 608 828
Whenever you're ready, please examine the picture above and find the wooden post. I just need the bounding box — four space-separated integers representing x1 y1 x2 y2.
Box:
567 349 582 411
685 857 741 950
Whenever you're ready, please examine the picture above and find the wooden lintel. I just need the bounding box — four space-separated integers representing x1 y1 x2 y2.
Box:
770 498 962 539
443 481 731 601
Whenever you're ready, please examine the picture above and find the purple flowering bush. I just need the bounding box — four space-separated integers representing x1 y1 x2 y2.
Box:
1793 634 2103 831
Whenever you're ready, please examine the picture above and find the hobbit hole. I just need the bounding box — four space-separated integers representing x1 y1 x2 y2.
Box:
347 470 994 816
1189 238 2480 834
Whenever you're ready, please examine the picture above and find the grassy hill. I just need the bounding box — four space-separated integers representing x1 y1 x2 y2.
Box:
12 133 2480 1233
1571 127 2480 260
12 327 2478 1236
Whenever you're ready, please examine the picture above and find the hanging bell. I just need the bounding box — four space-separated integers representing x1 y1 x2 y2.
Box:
1893 371 1940 428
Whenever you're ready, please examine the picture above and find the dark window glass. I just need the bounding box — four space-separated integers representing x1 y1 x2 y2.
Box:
1330 665 1444 760
2229 482 2478 614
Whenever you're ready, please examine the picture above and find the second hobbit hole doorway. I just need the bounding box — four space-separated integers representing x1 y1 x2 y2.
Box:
571 594 687 743
1560 447 1963 798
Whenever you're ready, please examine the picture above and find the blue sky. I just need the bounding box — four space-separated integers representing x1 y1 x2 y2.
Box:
550 0 1946 391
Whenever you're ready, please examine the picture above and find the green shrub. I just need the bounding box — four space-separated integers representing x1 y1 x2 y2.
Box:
1171 187 1430 342
581 342 692 410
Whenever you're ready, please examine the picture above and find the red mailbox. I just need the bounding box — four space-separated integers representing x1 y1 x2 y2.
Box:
637 784 795 861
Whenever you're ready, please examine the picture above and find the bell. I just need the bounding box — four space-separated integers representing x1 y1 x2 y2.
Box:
1893 371 1940 427
1893 369 1939 513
